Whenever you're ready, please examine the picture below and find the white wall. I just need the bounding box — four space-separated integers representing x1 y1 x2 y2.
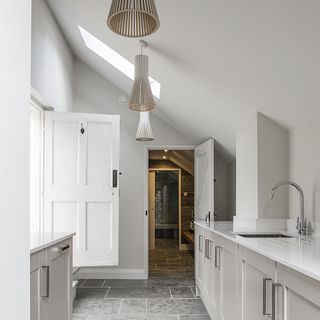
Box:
235 112 289 231
0 0 31 319
227 161 236 220
289 117 320 225
32 0 73 111
236 113 258 220
73 59 191 277
257 113 289 219
214 155 228 221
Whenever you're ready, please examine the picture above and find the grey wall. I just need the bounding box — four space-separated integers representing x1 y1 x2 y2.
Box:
32 0 73 111
0 0 31 317
73 59 192 276
289 118 320 224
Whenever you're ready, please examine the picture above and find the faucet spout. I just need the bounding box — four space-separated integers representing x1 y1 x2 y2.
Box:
269 180 306 236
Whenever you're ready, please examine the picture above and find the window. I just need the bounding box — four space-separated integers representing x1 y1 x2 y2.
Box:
78 25 161 99
30 102 43 233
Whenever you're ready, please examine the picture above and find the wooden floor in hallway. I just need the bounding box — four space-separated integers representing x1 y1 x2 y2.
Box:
73 239 209 319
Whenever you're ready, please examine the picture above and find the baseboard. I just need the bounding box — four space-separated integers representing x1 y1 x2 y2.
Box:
77 268 148 280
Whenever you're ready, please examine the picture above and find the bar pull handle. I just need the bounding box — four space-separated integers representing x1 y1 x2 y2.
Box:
263 278 272 316
41 266 50 298
199 235 203 252
113 170 118 187
214 246 221 268
204 239 208 258
53 244 70 253
272 283 282 320
208 239 212 260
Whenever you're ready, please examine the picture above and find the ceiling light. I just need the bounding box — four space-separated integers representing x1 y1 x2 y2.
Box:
78 25 161 99
136 112 154 142
129 41 155 111
162 156 166 159
107 0 160 38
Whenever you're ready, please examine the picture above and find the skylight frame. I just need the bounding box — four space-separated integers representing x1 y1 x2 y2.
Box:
78 25 161 99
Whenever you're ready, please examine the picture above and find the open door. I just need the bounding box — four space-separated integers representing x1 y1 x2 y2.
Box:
43 111 120 266
148 171 156 250
194 139 214 221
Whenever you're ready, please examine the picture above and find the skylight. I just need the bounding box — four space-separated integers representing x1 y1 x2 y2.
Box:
78 25 161 99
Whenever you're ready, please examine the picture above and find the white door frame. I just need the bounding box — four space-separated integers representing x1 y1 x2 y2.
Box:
143 145 195 277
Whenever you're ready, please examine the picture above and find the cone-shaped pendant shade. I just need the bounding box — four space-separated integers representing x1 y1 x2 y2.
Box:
107 0 160 38
129 54 155 112
136 112 154 142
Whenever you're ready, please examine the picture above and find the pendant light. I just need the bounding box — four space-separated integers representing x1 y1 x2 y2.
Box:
136 111 154 141
129 40 155 111
107 0 160 38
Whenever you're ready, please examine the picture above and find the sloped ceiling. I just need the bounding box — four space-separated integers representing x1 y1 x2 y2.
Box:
47 0 320 157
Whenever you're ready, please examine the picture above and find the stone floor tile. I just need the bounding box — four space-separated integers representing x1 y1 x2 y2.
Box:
76 288 109 299
104 279 147 288
120 299 147 314
147 299 207 315
107 287 170 299
83 279 105 287
170 287 194 298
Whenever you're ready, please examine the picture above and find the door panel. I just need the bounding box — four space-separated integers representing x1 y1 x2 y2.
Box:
86 202 112 250
284 267 320 320
86 121 112 186
148 171 156 250
239 247 276 320
195 139 214 220
44 112 120 266
52 120 79 185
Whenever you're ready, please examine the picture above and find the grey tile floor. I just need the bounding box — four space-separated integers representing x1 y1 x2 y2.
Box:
74 280 209 320
74 240 209 320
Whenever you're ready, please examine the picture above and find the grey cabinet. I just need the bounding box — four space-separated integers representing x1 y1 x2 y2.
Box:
30 238 73 320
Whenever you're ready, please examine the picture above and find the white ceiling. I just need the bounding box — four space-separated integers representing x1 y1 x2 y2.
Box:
47 0 320 157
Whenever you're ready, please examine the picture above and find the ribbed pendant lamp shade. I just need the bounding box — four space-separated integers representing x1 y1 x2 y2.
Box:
107 0 160 38
129 54 155 111
136 112 154 141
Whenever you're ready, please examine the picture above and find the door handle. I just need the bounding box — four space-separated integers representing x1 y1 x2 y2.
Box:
272 283 282 320
40 266 50 298
113 170 118 187
263 278 272 316
214 246 221 268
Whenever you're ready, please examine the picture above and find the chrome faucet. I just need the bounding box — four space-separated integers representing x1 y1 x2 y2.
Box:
269 181 307 236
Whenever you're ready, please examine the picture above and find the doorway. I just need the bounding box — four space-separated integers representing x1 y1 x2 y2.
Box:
148 149 195 278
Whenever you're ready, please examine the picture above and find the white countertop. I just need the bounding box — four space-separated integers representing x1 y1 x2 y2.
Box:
195 220 320 282
30 232 75 254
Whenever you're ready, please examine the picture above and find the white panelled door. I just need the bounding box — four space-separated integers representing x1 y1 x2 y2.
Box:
43 112 120 266
194 139 214 220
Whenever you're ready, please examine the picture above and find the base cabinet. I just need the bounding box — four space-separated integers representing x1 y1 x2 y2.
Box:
238 246 276 320
30 238 73 320
281 266 320 320
194 223 320 320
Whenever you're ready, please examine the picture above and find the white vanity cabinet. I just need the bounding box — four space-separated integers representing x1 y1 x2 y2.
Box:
215 235 238 320
238 246 277 320
30 236 73 320
195 226 205 290
279 266 320 320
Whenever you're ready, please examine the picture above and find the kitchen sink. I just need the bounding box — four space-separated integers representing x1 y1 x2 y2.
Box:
236 233 294 239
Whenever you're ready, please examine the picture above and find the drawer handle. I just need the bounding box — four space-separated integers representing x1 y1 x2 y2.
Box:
263 278 272 316
214 246 221 268
272 283 282 320
53 244 70 253
199 235 203 252
41 266 49 298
